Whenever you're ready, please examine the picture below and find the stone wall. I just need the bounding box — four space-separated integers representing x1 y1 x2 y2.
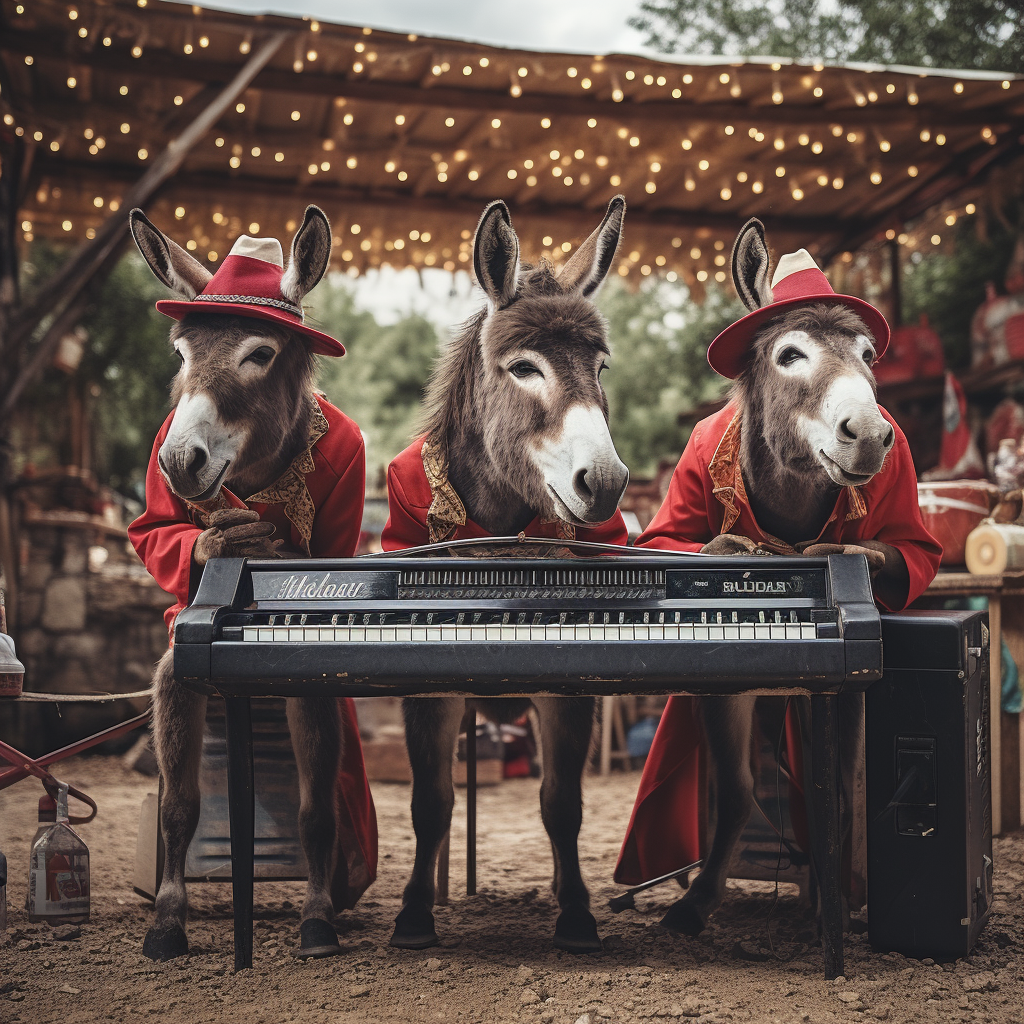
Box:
1 510 172 755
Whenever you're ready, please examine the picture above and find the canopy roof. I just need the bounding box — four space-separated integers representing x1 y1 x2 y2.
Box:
2 0 1022 287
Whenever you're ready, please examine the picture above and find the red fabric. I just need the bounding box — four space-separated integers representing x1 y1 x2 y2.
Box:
155 253 346 356
380 437 630 549
707 277 890 379
128 394 377 902
613 402 941 885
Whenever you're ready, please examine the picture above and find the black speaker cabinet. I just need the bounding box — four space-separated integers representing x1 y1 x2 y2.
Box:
866 609 992 959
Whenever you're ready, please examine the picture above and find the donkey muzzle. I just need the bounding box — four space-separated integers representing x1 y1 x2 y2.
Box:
159 392 241 502
823 400 895 482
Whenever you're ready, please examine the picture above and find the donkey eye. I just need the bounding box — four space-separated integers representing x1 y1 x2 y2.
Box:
244 346 276 367
509 360 541 379
862 350 874 365
598 361 609 376
777 346 805 366
173 348 184 365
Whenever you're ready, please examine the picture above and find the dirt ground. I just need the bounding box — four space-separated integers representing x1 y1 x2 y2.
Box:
1 755 1022 1024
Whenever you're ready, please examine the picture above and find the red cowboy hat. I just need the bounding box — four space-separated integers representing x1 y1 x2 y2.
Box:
155 235 345 357
706 249 889 379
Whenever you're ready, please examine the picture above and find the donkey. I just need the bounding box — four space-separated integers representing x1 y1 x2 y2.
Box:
660 219 907 937
129 207 358 961
389 198 630 953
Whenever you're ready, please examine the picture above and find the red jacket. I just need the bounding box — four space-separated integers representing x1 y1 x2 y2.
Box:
381 436 629 549
128 393 377 907
614 402 942 886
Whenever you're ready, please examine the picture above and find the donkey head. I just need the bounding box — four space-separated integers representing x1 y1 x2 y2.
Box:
731 220 895 489
130 208 331 501
445 197 629 529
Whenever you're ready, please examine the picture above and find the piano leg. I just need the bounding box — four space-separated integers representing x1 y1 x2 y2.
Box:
465 702 477 897
224 696 255 972
810 694 844 980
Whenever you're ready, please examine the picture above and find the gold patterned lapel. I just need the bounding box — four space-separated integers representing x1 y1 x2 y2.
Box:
422 438 467 544
245 397 329 555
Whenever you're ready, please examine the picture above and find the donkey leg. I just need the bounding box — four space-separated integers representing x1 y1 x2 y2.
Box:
532 696 601 953
390 696 465 949
143 649 207 961
286 696 344 957
661 695 755 937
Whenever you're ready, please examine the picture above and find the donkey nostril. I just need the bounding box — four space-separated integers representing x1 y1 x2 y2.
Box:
883 425 895 448
839 418 857 441
187 446 208 477
573 468 593 501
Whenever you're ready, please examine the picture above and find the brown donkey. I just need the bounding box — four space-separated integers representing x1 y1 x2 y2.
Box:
129 207 363 961
388 198 630 953
660 219 907 937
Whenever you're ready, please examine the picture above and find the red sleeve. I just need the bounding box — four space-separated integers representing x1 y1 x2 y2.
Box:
863 421 942 610
636 426 712 553
127 423 201 610
381 461 430 551
580 510 629 546
310 433 366 558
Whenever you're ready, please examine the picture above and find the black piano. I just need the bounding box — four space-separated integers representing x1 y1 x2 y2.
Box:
174 544 879 978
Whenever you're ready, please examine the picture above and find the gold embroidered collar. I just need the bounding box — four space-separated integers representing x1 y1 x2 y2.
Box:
187 396 328 554
421 437 575 544
707 408 867 545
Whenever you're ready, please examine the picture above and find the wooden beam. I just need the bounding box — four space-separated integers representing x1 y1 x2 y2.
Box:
3 28 1021 130
819 125 1024 263
0 29 291 422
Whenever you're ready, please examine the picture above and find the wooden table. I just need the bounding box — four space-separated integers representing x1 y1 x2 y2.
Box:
923 570 1024 835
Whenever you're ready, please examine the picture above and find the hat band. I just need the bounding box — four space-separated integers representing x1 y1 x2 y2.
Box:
192 293 304 319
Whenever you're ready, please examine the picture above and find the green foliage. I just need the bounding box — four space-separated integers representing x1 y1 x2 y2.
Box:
902 208 1021 367
16 245 177 498
629 0 1023 71
312 276 442 486
598 280 740 476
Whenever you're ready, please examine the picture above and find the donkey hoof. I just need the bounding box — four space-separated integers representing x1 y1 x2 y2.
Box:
143 924 189 961
389 905 439 949
659 899 706 937
553 908 602 953
291 918 342 960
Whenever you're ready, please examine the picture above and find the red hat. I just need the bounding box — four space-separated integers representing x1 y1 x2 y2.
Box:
155 235 345 357
706 249 889 379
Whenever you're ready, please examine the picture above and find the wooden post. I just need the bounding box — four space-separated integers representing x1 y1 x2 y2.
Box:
0 30 290 424
888 239 902 329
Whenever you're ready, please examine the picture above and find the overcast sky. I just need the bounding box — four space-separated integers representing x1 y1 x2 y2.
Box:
181 0 651 55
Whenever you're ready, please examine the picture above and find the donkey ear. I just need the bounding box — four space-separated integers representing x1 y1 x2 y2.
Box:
129 209 212 299
473 200 519 308
281 205 332 305
557 195 626 297
731 218 773 311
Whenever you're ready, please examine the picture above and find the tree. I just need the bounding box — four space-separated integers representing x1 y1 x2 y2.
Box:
629 0 1023 72
597 279 741 475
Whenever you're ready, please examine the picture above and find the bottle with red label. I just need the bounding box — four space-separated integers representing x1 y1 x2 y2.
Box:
27 782 90 924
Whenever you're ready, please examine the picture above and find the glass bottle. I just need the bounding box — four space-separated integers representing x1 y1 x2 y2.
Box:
27 782 90 924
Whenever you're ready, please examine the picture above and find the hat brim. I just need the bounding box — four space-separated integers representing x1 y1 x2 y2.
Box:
706 293 889 379
155 299 346 357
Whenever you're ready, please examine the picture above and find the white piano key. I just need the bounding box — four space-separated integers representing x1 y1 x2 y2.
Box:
620 625 636 641
336 627 353 642
649 625 665 640
315 627 331 642
708 625 725 640
485 625 501 641
785 624 802 639
379 627 394 642
531 625 545 641
427 627 441 642
755 624 771 640
770 625 786 640
678 625 694 640
560 626 575 641
663 625 679 640
441 626 457 642
287 627 302 642
243 627 258 642
724 625 739 640
303 627 319 642
471 626 486 641
501 626 517 641
635 625 649 641
257 627 273 641
272 627 289 641
412 627 428 642
802 623 817 639
693 625 708 640
739 624 755 640
365 627 382 642
586 625 604 640
350 627 365 642
395 627 413 642
605 625 620 640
